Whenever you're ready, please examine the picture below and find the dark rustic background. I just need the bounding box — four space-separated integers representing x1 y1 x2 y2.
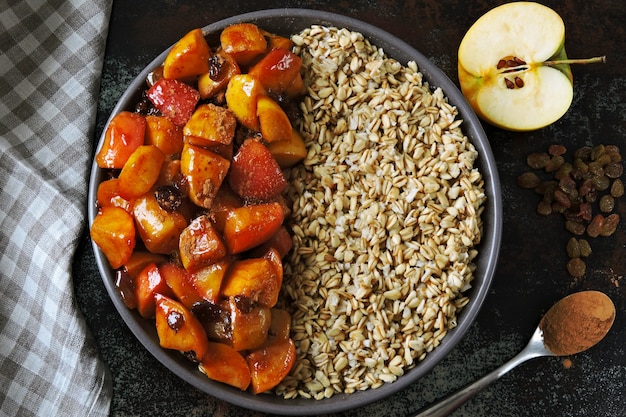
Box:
73 1 626 416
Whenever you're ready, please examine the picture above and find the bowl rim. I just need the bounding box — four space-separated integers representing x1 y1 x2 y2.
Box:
88 8 502 415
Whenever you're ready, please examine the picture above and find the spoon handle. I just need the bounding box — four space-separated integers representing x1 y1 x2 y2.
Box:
410 335 545 417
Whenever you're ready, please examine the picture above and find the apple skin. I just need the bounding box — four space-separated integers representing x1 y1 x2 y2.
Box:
458 2 574 131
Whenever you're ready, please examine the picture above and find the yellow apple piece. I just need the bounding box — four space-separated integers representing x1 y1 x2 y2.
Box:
220 23 267 66
178 214 227 271
267 128 307 168
123 250 167 280
96 178 131 212
90 206 136 269
192 257 232 303
200 342 251 391
180 143 230 209
220 256 281 308
183 103 236 147
458 2 604 131
225 74 265 131
246 338 296 394
117 145 165 200
227 297 271 351
261 307 291 348
256 95 292 143
163 28 211 80
144 115 184 155
159 261 204 310
155 293 210 362
260 29 293 50
134 262 174 318
133 193 187 255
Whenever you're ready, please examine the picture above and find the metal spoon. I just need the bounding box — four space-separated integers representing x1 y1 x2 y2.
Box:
410 290 615 417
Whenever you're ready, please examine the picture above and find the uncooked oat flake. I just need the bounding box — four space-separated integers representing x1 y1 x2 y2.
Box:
274 26 486 400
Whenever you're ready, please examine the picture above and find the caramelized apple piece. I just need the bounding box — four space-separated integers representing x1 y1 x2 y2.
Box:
192 257 232 303
156 156 182 187
90 206 136 269
180 143 230 209
222 202 284 254
163 28 211 80
159 261 204 309
133 193 187 254
248 48 302 95
264 308 292 347
95 111 146 169
195 300 231 343
225 74 265 131
228 138 287 201
206 141 234 161
220 256 281 307
198 49 241 99
209 184 242 233
256 95 292 143
260 30 293 50
144 115 184 155
246 338 296 394
220 23 267 66
228 296 271 351
179 214 227 271
118 145 165 200
96 178 131 212
123 251 167 279
284 72 306 97
267 128 307 168
183 103 236 148
249 226 293 259
134 262 174 318
155 293 210 362
200 342 251 391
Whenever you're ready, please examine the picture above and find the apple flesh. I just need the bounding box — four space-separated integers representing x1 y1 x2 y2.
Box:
458 2 604 131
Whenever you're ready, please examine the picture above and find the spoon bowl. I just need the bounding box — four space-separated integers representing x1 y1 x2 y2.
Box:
411 290 615 417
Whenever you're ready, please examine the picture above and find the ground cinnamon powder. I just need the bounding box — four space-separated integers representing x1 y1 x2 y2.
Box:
539 291 615 356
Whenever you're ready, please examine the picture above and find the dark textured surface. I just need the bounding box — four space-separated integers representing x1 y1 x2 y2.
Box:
73 1 626 416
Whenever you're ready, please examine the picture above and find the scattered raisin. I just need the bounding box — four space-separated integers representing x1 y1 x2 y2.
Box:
537 200 552 216
548 144 567 156
605 162 624 179
233 295 254 313
586 214 604 238
527 152 550 169
115 269 137 309
208 54 225 81
544 155 565 173
517 172 541 189
566 237 581 258
167 310 185 331
155 185 183 212
610 179 624 198
578 239 592 257
565 220 586 235
599 194 615 213
192 300 225 322
553 189 572 208
601 213 620 237
567 258 586 278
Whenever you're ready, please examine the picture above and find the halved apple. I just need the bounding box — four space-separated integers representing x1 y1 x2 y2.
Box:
458 2 604 131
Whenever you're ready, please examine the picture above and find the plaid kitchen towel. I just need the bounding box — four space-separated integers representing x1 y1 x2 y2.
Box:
0 0 112 416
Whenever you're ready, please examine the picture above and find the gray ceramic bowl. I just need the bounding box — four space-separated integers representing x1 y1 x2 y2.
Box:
88 8 502 415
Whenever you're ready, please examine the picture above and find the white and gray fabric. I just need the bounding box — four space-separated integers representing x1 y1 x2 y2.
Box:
1 0 113 415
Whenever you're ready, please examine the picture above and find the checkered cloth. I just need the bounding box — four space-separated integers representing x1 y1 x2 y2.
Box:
0 1 112 415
